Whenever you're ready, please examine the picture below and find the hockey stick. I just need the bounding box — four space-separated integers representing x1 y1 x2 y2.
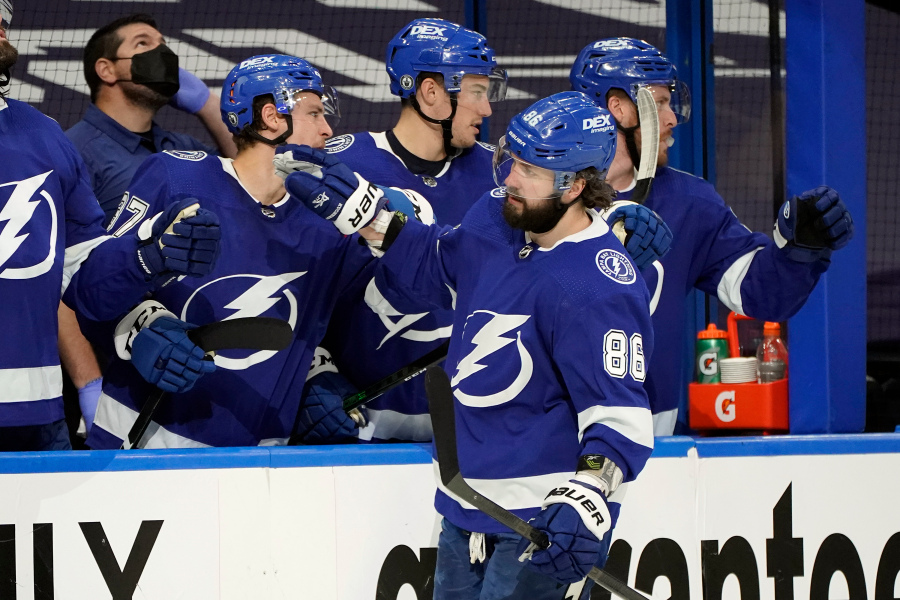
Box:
630 86 660 205
122 317 293 449
342 339 450 413
425 366 649 600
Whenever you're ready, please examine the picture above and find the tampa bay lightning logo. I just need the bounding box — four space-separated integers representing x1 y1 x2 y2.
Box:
325 134 354 154
0 171 58 280
163 150 207 161
181 272 303 370
451 310 533 408
596 249 636 285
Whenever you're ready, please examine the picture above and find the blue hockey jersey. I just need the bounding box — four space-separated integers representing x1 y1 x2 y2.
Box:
0 98 150 427
323 132 498 441
616 167 827 425
86 151 374 448
370 190 654 533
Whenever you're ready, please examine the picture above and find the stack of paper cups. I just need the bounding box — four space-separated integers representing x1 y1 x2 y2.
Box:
719 357 758 383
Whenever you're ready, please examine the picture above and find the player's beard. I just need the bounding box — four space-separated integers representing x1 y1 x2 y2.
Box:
502 190 569 234
120 80 170 112
0 39 18 74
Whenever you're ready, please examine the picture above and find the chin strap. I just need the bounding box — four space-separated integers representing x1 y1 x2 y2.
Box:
246 115 294 147
615 117 642 172
0 68 10 90
410 94 458 158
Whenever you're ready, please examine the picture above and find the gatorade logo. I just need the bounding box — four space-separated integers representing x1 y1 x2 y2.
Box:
715 391 736 423
699 351 718 376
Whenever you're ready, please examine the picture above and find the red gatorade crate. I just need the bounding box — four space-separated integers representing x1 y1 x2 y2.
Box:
688 313 789 432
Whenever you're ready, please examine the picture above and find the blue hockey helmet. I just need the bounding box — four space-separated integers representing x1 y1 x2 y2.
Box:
221 54 339 138
1 0 12 30
570 38 690 123
494 91 617 194
386 18 507 101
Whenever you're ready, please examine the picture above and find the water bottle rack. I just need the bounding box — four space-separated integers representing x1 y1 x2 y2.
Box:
688 379 789 431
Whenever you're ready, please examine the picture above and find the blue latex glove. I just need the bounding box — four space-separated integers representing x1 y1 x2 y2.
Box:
604 202 673 270
274 144 431 233
294 370 365 444
136 197 221 286
516 479 611 584
775 185 854 263
78 377 103 435
169 68 210 114
131 317 216 393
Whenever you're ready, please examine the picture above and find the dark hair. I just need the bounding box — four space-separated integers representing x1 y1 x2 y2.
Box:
399 72 445 108
83 14 158 102
575 166 615 211
233 93 277 152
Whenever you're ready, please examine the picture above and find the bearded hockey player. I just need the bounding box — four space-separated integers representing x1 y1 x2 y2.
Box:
570 38 854 434
284 91 654 599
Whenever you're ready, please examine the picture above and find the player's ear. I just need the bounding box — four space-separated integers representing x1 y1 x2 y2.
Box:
564 177 586 204
606 94 626 121
417 77 442 109
258 102 282 132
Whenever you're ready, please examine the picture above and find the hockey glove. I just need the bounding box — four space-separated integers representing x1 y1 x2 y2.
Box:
516 477 611 584
274 144 433 234
77 377 103 436
294 370 365 444
131 316 216 394
169 68 211 114
136 197 221 286
600 201 673 270
775 186 854 263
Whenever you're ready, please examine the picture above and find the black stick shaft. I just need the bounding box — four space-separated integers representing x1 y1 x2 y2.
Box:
123 388 166 449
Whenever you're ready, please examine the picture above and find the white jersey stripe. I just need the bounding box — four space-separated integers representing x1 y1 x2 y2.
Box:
62 235 109 294
576 404 654 449
0 366 63 403
716 247 764 316
93 392 210 449
433 460 573 512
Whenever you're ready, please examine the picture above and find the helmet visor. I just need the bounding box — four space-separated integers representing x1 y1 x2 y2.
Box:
633 80 691 124
1 0 12 30
492 136 576 200
487 67 508 102
279 85 341 128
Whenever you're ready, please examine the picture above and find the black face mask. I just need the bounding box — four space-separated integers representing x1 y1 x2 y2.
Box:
118 44 180 98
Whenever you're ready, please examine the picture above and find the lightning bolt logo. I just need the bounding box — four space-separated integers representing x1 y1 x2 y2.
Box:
223 272 306 320
0 172 52 270
451 310 534 408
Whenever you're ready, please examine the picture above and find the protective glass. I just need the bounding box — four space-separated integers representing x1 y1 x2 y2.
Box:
633 80 691 124
280 85 341 128
491 136 576 200
1 0 12 30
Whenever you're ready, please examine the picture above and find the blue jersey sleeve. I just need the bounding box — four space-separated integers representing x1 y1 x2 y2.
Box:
692 192 825 320
372 220 460 314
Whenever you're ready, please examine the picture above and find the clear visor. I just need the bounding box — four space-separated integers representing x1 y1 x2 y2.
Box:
492 136 576 200
279 85 341 127
487 67 508 102
1 0 12 30
633 80 691 124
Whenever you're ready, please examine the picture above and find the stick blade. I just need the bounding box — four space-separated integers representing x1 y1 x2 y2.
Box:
425 366 461 486
188 317 292 353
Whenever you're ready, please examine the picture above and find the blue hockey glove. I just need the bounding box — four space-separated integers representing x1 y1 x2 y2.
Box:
294 370 366 444
130 317 216 394
274 145 433 234
775 186 854 263
77 377 103 436
169 68 210 114
602 201 673 270
136 197 221 286
516 478 612 584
